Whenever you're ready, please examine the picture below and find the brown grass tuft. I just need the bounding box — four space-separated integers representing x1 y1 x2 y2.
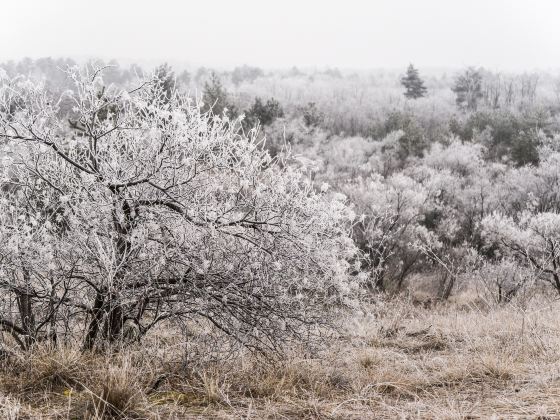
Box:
88 359 146 419
2 344 89 395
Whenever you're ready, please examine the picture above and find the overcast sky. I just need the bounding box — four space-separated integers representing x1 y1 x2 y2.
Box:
1 0 559 71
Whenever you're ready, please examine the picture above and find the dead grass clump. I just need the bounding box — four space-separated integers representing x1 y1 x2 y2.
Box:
185 355 355 405
275 398 333 419
358 353 378 370
235 361 333 399
424 352 521 393
472 355 518 381
2 344 89 394
148 389 202 407
370 325 450 354
198 369 231 405
0 394 21 420
397 333 449 353
88 360 146 419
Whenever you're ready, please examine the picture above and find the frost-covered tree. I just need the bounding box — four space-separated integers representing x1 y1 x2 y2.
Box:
0 67 357 352
400 64 428 99
472 258 533 304
452 67 484 111
345 173 435 291
231 65 264 86
482 211 560 295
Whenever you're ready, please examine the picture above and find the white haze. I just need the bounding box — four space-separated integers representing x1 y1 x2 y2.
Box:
1 0 559 71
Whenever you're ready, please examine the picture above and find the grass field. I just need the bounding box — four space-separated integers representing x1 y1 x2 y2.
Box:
1 292 560 419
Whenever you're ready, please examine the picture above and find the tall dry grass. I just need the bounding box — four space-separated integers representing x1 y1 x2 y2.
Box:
1 293 560 418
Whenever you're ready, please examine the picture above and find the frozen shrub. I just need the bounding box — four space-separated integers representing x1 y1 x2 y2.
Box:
0 67 357 353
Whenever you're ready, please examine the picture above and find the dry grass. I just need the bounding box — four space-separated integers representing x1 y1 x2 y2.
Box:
2 295 560 418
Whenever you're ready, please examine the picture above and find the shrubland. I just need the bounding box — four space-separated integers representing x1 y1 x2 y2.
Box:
1 59 560 418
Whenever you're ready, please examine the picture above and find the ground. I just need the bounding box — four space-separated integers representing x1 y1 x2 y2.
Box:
2 294 560 419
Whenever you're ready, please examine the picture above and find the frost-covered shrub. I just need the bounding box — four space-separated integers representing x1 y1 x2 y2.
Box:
472 259 534 304
344 173 436 291
482 211 560 294
0 67 357 352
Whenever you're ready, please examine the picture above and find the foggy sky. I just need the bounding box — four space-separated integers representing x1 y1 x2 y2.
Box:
2 0 559 71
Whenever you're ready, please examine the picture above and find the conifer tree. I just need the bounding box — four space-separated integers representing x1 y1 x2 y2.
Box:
202 72 237 118
400 64 428 99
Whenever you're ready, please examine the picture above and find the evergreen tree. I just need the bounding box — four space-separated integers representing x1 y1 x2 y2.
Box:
400 64 428 99
300 102 324 127
244 97 284 129
202 72 237 118
153 63 176 103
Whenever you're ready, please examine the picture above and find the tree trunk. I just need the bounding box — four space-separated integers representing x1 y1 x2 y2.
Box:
82 291 105 351
17 268 35 349
103 293 124 342
437 272 455 301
